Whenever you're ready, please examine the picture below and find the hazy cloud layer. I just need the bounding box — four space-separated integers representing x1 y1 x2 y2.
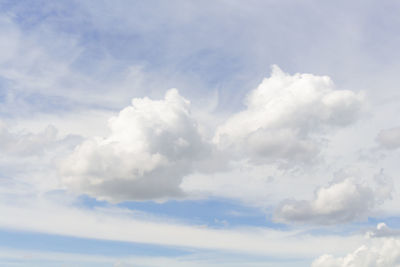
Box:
0 121 58 156
376 127 400 150
0 120 81 162
214 66 364 166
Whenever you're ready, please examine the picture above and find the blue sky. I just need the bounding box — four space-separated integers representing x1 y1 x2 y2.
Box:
1 1 400 266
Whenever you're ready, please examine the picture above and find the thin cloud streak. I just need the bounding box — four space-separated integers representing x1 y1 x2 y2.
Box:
0 196 363 259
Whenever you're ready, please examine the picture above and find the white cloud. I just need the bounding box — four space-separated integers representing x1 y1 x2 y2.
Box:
274 177 392 225
0 248 299 267
0 193 364 259
312 237 400 267
1 2 400 266
61 89 209 202
376 127 400 150
213 66 364 166
367 223 400 238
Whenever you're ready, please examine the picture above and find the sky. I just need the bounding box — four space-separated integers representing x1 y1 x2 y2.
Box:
1 0 400 266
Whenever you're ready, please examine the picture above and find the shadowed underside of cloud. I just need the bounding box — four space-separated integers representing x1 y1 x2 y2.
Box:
376 126 400 150
274 177 392 225
214 65 364 166
61 89 209 202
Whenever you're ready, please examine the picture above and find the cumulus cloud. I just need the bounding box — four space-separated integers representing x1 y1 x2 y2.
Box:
214 66 364 165
274 177 392 225
61 89 208 202
367 223 400 238
312 238 400 267
376 126 400 150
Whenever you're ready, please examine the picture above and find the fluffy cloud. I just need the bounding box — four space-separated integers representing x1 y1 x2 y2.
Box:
367 223 400 238
376 127 400 150
312 237 400 267
61 89 208 202
274 177 392 225
214 66 364 165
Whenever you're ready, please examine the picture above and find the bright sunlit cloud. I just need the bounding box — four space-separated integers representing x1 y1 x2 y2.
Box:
1 1 400 266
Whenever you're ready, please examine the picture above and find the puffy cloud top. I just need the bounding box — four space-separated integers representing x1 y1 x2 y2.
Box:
312 238 400 267
60 66 368 203
214 66 364 165
62 89 208 202
274 177 392 225
367 223 400 238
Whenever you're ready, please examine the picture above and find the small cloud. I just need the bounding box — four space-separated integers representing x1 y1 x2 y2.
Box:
0 122 58 156
367 223 400 238
214 218 229 227
274 176 392 225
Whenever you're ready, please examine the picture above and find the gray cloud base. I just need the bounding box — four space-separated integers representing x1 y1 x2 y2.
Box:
376 127 400 150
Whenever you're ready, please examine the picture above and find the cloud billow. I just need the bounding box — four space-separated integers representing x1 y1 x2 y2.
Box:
59 97 395 221
60 66 367 203
214 65 364 166
61 89 209 202
274 177 392 225
312 236 400 267
367 223 400 238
